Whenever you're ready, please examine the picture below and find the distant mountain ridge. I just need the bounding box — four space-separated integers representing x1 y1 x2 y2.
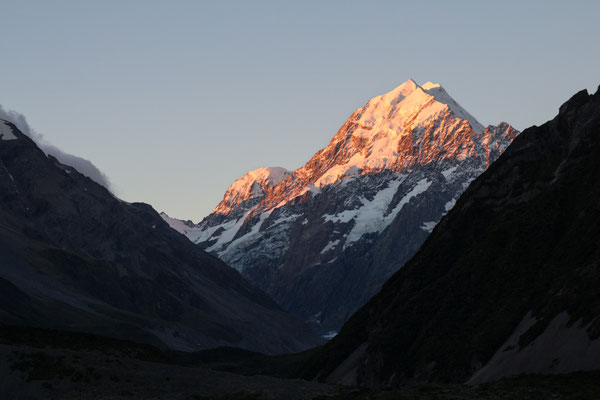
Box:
0 118 321 354
164 80 519 333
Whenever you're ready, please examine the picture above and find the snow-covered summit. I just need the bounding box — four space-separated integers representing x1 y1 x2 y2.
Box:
202 80 499 220
358 79 484 137
183 79 517 228
250 79 509 210
213 167 291 215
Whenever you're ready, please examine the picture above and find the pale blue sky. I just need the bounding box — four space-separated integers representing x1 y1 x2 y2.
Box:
1 0 598 220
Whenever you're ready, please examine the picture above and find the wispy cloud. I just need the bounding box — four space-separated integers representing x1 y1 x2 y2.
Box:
0 105 112 191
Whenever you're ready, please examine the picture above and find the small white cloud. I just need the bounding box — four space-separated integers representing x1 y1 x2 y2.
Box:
0 104 112 191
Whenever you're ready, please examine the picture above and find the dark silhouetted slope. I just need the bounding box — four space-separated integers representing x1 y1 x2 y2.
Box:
0 119 321 354
302 86 600 385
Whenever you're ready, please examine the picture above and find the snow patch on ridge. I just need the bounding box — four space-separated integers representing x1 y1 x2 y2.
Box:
442 166 458 180
420 221 437 232
321 240 340 254
271 214 301 227
445 198 457 212
388 178 433 217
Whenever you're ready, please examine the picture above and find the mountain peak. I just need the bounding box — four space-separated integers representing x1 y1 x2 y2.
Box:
213 167 291 215
422 81 441 90
362 80 484 134
368 79 419 107
390 78 419 95
200 80 516 219
245 167 290 186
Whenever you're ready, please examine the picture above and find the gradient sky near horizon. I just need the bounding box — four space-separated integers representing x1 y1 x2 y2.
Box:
1 1 599 220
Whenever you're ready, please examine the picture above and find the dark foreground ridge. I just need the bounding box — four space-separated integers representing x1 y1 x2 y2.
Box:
300 86 600 386
0 119 321 354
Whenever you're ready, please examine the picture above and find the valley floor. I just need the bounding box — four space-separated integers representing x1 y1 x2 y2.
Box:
1 327 599 400
1 343 337 400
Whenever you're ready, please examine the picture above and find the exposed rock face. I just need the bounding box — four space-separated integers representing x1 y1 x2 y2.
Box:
165 80 518 334
301 86 600 385
0 119 322 355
